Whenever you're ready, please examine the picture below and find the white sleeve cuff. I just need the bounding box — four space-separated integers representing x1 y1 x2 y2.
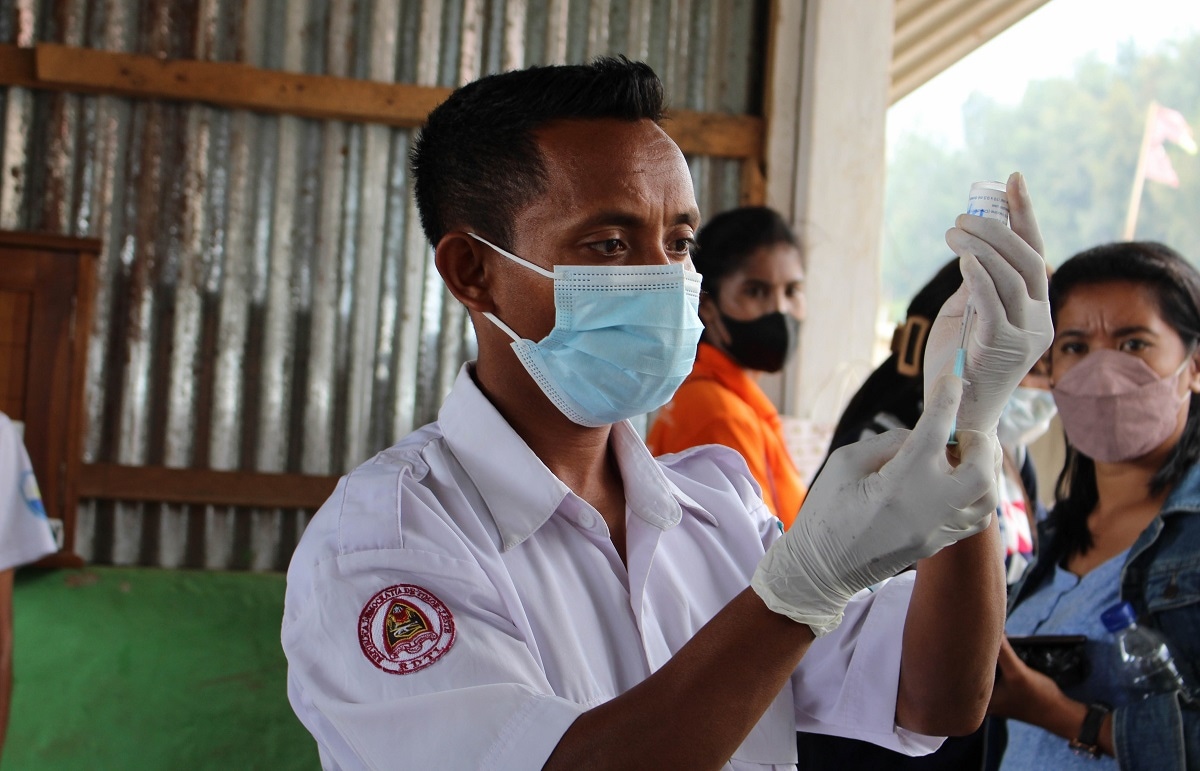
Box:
792 573 944 756
321 684 587 770
483 691 588 770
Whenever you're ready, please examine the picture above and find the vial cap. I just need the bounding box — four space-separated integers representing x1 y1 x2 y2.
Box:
969 181 1007 194
1101 600 1138 632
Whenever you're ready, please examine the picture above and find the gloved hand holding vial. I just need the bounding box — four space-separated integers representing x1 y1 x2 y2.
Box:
924 172 1054 444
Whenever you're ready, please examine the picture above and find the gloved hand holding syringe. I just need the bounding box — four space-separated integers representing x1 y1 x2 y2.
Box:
949 180 1019 444
915 173 1052 451
753 173 1052 637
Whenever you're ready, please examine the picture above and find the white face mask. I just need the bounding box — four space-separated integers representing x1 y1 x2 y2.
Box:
997 386 1058 450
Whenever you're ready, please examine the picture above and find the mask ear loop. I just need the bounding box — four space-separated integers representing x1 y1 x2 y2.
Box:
482 311 522 343
467 232 555 344
1175 342 1200 397
467 233 556 279
1170 343 1200 379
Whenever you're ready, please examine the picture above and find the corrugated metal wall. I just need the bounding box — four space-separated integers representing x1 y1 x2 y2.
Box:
0 0 766 570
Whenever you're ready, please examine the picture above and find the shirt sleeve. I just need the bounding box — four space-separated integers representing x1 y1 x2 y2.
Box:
283 486 585 770
0 413 57 571
790 572 945 756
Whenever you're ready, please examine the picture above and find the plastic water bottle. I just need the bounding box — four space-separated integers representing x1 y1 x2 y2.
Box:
1100 601 1186 698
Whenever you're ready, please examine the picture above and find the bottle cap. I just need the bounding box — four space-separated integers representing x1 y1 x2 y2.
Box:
1101 600 1137 632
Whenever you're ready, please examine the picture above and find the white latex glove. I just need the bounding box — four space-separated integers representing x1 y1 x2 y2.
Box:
924 172 1053 435
752 374 1001 636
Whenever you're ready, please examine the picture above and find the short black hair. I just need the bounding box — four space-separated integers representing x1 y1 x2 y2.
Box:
410 56 666 248
692 206 800 298
1047 241 1200 560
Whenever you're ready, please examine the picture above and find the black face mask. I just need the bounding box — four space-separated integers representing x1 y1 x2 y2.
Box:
719 311 800 373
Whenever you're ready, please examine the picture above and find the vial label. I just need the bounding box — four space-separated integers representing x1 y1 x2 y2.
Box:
967 181 1009 223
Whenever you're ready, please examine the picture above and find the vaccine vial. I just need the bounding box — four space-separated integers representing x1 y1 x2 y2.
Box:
967 181 1009 223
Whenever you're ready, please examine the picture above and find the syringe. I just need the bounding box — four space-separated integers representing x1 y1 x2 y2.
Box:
947 299 974 444
950 181 1010 444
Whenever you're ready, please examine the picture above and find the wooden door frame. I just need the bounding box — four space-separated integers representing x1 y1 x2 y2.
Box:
0 231 98 565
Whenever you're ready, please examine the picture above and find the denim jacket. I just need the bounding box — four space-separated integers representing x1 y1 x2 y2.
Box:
1007 462 1200 770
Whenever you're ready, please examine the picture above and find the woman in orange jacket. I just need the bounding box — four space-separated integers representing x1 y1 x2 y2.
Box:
646 206 807 528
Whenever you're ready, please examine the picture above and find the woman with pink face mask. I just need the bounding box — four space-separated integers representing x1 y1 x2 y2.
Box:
988 242 1200 771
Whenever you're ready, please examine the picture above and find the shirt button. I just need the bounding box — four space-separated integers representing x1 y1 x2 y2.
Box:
577 510 595 528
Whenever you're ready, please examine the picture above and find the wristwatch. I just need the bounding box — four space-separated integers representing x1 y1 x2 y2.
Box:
1069 702 1111 758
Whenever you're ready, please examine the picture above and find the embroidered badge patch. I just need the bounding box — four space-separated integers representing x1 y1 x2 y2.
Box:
358 584 455 674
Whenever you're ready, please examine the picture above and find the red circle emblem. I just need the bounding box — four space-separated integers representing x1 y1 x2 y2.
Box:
358 584 455 674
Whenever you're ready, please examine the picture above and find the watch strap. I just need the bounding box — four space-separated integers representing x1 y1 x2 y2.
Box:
1069 702 1111 758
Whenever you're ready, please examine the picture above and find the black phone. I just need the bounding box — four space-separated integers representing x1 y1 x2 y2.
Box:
1008 634 1090 689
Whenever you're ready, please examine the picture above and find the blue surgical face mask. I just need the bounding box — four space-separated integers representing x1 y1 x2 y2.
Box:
470 233 704 427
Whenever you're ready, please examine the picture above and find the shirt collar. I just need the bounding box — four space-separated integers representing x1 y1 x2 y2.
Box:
438 364 695 551
609 419 696 529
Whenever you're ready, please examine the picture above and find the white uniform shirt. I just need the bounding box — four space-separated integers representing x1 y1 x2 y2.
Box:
283 366 941 770
0 412 57 571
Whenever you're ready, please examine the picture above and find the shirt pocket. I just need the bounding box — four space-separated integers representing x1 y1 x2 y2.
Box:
1143 560 1200 614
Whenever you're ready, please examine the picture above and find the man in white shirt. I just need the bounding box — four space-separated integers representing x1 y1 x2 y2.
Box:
0 412 58 758
283 57 1052 769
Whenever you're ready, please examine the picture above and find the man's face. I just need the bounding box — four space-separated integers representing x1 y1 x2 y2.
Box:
487 118 701 343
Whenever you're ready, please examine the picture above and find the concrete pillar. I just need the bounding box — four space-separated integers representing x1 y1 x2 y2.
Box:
762 0 894 478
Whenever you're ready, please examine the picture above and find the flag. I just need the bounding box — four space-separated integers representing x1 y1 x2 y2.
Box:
1143 104 1198 188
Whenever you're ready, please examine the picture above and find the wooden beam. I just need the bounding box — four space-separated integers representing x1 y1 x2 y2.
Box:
739 156 767 206
0 43 761 160
79 463 340 510
663 109 763 160
0 230 102 254
0 44 38 87
34 43 451 128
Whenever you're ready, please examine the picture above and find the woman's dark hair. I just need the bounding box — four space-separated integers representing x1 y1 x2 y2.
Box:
692 206 799 299
1047 240 1200 562
822 258 962 461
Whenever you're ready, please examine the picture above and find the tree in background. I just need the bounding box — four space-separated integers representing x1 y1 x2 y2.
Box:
882 33 1200 317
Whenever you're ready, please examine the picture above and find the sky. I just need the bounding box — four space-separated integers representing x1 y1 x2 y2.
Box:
887 0 1200 151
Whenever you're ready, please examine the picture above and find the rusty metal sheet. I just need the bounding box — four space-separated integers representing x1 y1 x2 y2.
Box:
2 0 763 569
